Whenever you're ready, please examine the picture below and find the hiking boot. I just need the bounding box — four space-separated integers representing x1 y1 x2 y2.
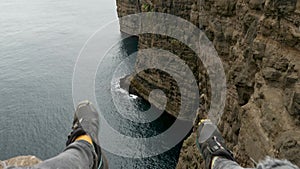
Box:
196 119 235 169
66 100 108 169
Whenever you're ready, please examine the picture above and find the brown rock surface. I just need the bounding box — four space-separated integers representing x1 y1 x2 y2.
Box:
116 0 300 168
0 156 41 169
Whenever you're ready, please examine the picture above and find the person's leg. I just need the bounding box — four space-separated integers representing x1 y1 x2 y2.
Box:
6 140 94 169
211 157 248 169
7 101 108 169
35 140 95 169
195 120 299 169
65 100 108 169
196 119 244 169
256 157 299 169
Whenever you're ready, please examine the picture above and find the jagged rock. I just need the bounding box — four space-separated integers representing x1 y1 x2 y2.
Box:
0 156 41 169
176 132 203 169
286 73 299 84
212 0 238 16
290 91 300 116
249 0 266 10
264 0 297 16
262 67 282 81
275 131 300 165
274 57 289 72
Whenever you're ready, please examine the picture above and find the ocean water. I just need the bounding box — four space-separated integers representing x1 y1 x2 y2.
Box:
0 0 182 168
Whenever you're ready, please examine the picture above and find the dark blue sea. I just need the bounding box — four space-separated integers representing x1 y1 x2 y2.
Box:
0 0 182 168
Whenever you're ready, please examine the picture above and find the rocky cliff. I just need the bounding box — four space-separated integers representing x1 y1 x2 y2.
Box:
0 156 41 169
116 0 300 168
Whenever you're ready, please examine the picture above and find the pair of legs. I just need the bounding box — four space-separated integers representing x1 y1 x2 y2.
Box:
5 101 299 169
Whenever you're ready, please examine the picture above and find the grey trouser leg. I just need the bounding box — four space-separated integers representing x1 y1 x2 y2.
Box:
213 157 299 169
213 157 252 169
7 140 95 169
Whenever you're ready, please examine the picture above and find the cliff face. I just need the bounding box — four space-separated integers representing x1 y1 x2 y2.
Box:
116 0 300 168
